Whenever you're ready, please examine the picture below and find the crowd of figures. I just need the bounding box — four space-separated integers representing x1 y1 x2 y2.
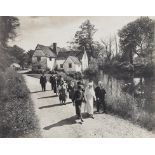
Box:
40 73 107 123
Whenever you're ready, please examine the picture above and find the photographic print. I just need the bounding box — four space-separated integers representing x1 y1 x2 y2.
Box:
0 16 155 138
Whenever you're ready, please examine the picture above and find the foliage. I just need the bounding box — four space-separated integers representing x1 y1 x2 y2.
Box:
118 17 154 64
71 19 98 59
0 16 20 70
83 58 99 78
0 16 20 47
8 45 26 68
67 72 83 80
0 68 39 137
106 89 155 130
25 50 35 66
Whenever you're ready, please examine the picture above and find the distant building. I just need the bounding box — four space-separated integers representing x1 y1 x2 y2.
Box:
32 43 59 71
10 63 21 70
56 48 88 73
32 42 89 72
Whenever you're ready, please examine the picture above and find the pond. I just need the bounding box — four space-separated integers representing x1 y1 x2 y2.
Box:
90 71 155 130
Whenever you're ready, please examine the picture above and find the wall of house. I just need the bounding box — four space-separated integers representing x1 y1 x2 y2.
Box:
56 59 65 70
32 56 47 71
47 57 55 70
63 57 81 72
81 50 88 71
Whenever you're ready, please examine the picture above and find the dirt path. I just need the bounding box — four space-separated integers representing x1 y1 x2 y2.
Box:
24 75 155 138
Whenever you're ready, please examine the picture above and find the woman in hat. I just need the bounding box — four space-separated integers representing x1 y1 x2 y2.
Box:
84 81 96 119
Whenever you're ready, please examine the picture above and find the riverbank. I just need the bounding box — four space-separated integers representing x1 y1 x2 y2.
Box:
26 69 155 131
24 74 155 137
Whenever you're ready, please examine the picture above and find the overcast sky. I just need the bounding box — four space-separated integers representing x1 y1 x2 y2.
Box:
9 16 154 51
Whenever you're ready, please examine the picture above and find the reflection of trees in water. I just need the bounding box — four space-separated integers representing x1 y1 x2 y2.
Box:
96 71 154 114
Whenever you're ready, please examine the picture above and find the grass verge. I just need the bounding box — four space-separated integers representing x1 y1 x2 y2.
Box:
0 68 40 137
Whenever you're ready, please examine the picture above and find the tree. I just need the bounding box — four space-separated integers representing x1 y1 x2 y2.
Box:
8 45 26 68
101 37 115 62
71 20 97 60
0 16 20 47
0 16 20 70
26 50 35 66
118 17 154 65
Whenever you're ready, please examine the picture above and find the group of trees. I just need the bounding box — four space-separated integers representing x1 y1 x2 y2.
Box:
118 17 154 65
0 16 20 47
0 16 27 70
70 17 154 73
0 16 153 72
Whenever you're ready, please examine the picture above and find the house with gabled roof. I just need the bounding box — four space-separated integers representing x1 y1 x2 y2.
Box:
56 47 88 72
32 42 88 72
32 43 59 71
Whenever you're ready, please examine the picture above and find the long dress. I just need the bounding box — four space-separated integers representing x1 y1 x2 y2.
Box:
84 86 96 115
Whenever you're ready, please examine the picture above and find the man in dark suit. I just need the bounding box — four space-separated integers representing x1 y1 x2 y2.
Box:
40 73 47 91
49 74 54 90
95 81 107 113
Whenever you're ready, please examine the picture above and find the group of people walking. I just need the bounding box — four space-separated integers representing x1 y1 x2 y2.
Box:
40 72 107 123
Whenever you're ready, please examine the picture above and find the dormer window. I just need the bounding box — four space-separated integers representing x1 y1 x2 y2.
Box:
37 56 41 62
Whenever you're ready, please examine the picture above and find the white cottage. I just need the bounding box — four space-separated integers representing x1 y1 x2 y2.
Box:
32 43 58 71
56 49 88 73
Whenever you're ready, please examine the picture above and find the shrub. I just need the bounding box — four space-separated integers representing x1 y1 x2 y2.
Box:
0 68 40 137
83 58 99 78
105 88 155 131
67 72 83 80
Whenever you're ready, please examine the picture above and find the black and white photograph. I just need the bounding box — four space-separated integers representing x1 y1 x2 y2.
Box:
0 16 155 138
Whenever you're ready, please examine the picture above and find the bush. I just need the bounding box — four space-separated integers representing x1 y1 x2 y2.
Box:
83 58 99 78
67 72 83 80
105 88 155 131
0 68 40 137
57 71 74 82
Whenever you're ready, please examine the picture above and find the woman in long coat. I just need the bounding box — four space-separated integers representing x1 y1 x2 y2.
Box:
84 82 96 119
68 81 75 103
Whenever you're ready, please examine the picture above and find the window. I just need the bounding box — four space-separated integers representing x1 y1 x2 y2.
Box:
69 63 72 68
60 64 63 68
49 57 52 61
37 56 41 62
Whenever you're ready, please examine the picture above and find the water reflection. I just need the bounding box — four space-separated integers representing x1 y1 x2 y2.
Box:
93 71 155 115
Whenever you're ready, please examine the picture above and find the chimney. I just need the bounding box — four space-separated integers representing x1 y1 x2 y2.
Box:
53 43 57 55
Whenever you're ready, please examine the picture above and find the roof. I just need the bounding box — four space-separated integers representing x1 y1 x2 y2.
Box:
57 50 84 60
33 44 57 58
67 56 81 65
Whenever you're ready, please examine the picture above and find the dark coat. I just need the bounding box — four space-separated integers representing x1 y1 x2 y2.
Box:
73 89 84 105
95 86 106 101
40 76 47 85
49 76 55 84
68 84 75 100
